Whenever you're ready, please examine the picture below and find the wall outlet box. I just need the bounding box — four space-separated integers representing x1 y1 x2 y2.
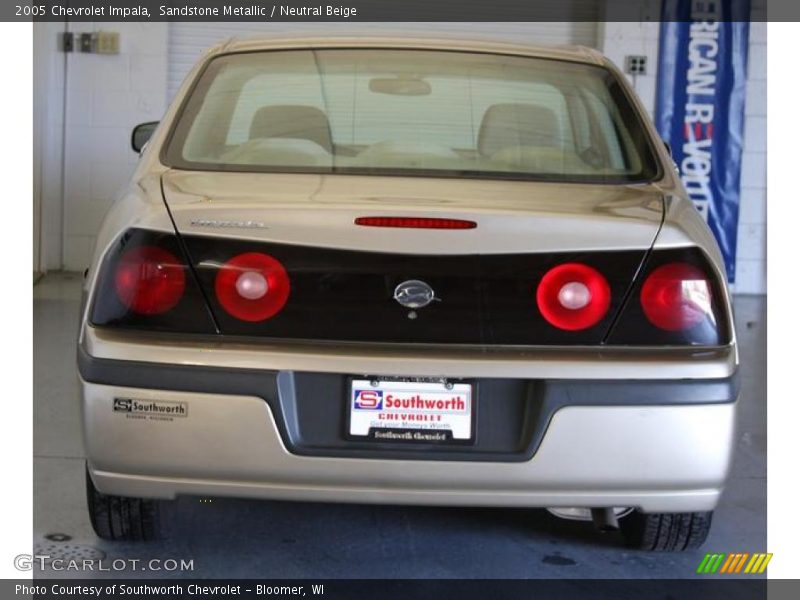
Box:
79 33 93 53
59 32 74 52
625 55 648 75
95 32 120 55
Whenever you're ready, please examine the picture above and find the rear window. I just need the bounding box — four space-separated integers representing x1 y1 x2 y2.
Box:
164 48 660 183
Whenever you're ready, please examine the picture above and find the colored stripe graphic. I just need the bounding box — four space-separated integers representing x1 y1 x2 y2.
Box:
758 554 773 573
697 552 771 575
698 554 727 574
712 554 726 573
734 553 750 573
744 553 773 574
720 553 737 573
696 553 713 574
748 554 762 573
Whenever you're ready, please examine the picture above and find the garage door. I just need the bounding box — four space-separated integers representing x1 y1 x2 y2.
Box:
167 22 600 99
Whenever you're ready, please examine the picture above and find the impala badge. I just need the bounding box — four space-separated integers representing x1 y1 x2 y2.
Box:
394 280 437 309
190 219 267 229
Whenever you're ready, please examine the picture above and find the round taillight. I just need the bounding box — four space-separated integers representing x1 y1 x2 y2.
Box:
114 246 186 315
215 252 290 322
640 262 712 331
536 263 611 331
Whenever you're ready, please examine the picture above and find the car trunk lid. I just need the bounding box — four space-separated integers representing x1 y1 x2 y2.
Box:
161 171 664 345
162 171 663 254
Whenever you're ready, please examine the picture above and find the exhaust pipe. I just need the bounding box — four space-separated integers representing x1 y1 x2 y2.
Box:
591 508 619 532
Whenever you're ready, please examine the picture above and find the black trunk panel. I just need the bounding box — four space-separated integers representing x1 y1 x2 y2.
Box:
182 235 646 345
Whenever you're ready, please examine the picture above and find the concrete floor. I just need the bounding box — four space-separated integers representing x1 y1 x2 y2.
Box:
33 272 766 579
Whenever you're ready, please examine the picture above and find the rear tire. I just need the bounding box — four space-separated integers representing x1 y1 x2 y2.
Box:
85 464 161 541
619 510 713 551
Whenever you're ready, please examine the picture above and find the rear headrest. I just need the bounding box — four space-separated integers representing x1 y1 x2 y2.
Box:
249 105 333 153
478 103 560 156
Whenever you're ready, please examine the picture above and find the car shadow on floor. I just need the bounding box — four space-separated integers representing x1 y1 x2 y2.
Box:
128 496 632 578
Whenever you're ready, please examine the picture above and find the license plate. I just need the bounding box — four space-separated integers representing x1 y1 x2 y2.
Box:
348 379 474 444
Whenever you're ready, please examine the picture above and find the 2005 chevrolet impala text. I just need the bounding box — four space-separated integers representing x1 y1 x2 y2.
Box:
77 35 738 551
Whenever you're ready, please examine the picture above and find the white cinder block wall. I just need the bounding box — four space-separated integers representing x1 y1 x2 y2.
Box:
41 20 766 293
33 22 66 271
738 20 767 294
60 22 169 269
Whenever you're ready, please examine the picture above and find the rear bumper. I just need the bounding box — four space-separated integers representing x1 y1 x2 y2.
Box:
83 379 736 512
79 330 739 513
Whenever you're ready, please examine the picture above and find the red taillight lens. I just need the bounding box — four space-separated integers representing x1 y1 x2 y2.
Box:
640 262 713 331
536 263 611 331
114 246 186 315
355 217 477 229
215 252 290 322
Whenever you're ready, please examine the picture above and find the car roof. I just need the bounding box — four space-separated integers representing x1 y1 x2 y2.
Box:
211 32 606 66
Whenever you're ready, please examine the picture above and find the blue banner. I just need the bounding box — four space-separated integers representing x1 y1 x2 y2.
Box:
655 0 750 282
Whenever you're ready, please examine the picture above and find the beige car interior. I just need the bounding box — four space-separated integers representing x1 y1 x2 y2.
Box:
219 100 599 174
